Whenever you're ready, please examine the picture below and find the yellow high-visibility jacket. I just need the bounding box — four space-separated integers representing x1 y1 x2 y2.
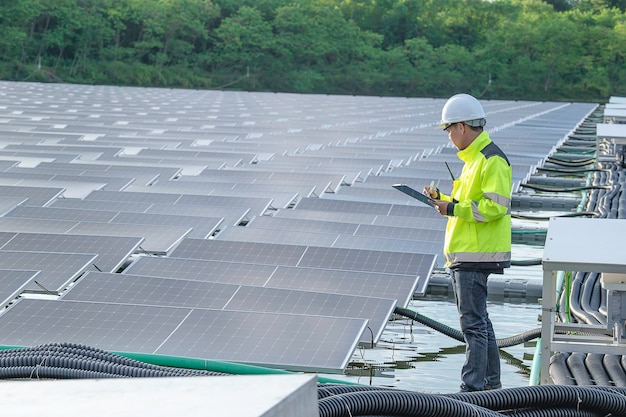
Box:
438 131 512 271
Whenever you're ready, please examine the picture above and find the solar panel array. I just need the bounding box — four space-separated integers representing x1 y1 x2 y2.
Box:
0 81 598 372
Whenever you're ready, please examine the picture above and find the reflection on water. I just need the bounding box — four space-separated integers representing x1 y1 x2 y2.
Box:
340 296 541 393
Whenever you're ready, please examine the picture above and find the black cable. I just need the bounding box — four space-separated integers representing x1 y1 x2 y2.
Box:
0 342 229 379
318 384 626 417
511 211 598 221
393 307 542 349
519 183 611 192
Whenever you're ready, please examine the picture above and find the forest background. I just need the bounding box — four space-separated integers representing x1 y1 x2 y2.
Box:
1 0 625 102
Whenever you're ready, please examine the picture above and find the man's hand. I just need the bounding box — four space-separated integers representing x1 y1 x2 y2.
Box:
430 199 449 216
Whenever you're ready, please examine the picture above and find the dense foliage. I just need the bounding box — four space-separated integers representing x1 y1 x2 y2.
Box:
1 0 624 101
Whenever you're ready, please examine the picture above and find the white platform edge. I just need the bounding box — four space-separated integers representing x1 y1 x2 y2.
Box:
2 374 320 417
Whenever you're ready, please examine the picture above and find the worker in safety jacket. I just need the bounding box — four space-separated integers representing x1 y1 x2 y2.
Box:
424 93 512 392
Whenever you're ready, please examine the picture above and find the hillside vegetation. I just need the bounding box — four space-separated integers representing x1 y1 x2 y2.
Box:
1 0 625 101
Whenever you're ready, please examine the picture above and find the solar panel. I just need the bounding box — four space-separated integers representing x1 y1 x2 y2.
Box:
63 271 395 345
0 299 192 352
0 251 98 292
170 238 435 279
62 272 240 309
223 285 395 346
219 217 444 254
332 235 443 257
125 256 279 287
0 299 366 372
170 239 307 266
125 253 425 305
0 178 106 199
0 269 39 306
175 194 275 216
215 226 340 248
0 185 64 206
49 198 155 213
0 197 27 216
299 246 434 282
37 161 179 183
295 198 392 215
155 308 366 372
324 186 428 205
85 189 180 204
109 212 223 239
371 214 448 231
67 223 191 255
274 208 380 225
146 204 250 227
245 216 360 235
267 266 421 306
0 233 142 273
354 223 444 242
5 205 119 223
83 190 274 217
0 232 18 246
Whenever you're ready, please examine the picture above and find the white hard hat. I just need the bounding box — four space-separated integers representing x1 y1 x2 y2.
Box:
438 93 486 129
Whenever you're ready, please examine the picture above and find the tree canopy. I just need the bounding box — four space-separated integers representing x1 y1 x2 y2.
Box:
1 0 625 101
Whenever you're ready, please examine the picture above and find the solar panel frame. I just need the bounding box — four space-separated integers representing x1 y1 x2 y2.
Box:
4 205 119 223
332 234 444 257
0 269 40 307
155 308 367 372
0 250 98 292
223 285 395 346
124 256 279 287
215 227 340 248
0 299 192 353
125 253 425 306
109 212 223 239
0 196 28 216
244 216 360 235
170 239 308 266
170 238 435 283
62 272 240 309
0 233 143 273
66 222 192 255
0 298 366 372
63 271 395 346
0 185 64 207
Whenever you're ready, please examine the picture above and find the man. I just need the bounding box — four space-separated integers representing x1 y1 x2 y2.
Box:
424 93 512 392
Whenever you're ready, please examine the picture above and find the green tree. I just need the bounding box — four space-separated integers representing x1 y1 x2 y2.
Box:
212 6 275 89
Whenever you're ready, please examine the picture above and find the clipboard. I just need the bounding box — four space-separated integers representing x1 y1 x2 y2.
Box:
392 184 435 206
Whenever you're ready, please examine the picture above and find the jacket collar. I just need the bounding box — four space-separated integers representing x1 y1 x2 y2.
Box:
457 131 490 162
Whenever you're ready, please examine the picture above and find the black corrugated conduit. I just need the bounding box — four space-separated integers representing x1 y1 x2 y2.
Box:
393 307 541 349
511 211 599 221
550 352 626 389
519 183 611 193
0 342 229 379
566 352 594 386
581 272 606 325
606 355 626 387
586 353 613 386
549 353 576 385
537 166 609 175
317 384 626 417
318 389 503 417
546 155 596 165
510 258 543 266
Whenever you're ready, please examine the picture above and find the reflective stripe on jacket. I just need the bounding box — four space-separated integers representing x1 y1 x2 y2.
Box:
438 131 512 270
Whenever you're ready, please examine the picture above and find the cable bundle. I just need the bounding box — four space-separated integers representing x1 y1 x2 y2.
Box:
318 384 626 417
0 342 229 379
